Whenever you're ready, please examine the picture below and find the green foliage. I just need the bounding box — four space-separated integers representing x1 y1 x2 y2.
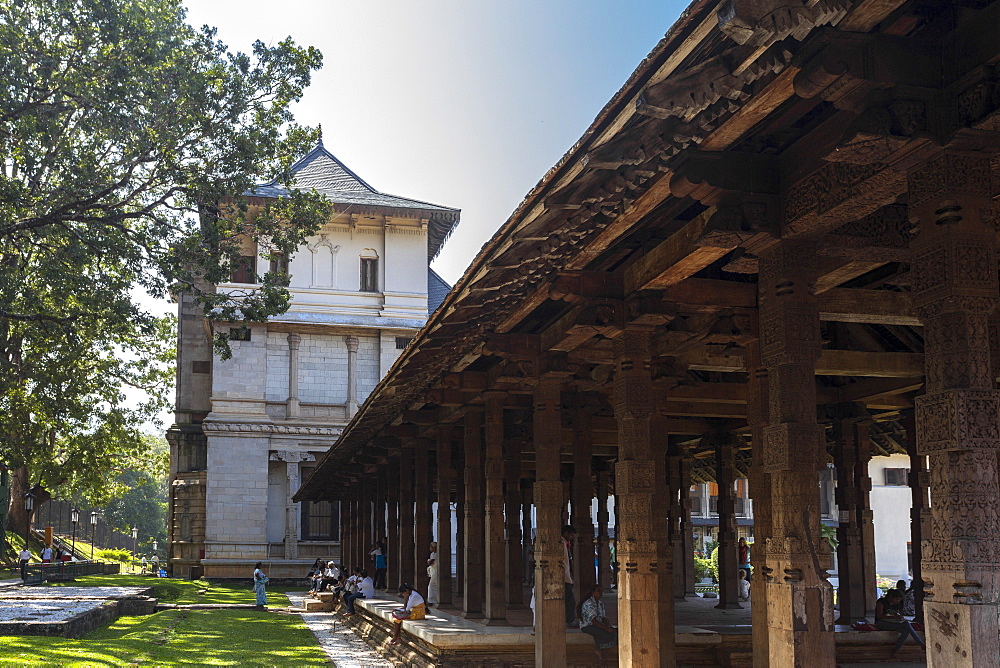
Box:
100 436 168 547
694 556 713 580
703 538 720 556
0 0 328 527
709 546 719 582
95 548 132 562
821 524 838 552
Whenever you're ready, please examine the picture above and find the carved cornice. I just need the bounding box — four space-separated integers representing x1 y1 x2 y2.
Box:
202 422 345 437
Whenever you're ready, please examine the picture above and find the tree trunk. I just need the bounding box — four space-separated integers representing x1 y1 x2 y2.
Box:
5 467 49 538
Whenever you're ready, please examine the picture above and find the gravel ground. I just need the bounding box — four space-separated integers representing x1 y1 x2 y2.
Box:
0 599 105 622
285 592 393 668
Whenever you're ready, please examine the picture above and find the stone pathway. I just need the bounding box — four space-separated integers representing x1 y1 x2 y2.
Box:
285 593 393 668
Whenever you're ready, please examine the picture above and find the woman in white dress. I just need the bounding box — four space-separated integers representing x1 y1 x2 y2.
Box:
426 541 439 606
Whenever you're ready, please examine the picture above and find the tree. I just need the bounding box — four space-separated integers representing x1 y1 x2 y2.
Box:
0 0 330 534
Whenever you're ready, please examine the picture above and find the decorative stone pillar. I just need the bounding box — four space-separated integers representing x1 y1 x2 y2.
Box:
286 334 301 417
909 151 1000 665
533 375 567 666
596 468 611 591
398 443 415 589
345 335 359 417
269 451 313 561
414 438 432 595
436 425 453 606
745 336 772 664
504 432 524 607
757 239 834 665
831 403 876 623
463 408 485 618
613 329 667 667
571 396 596 601
387 455 400 590
483 391 508 623
714 433 741 609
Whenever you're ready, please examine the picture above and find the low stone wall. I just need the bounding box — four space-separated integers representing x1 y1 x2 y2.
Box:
0 587 156 639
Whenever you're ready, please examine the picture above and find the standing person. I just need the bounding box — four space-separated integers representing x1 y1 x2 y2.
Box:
18 547 31 580
562 525 577 625
370 542 387 590
41 545 53 565
388 583 426 646
738 537 751 579
140 555 147 573
426 541 439 606
253 562 269 608
151 553 160 574
579 584 617 666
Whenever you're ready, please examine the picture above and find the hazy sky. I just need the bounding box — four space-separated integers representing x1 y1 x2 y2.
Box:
183 0 689 284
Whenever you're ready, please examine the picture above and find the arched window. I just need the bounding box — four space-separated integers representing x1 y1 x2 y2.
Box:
359 249 379 292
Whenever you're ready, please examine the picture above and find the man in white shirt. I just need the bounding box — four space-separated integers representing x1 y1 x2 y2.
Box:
41 546 53 564
344 570 375 614
18 548 31 579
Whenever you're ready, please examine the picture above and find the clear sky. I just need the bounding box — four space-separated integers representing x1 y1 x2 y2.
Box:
182 0 690 284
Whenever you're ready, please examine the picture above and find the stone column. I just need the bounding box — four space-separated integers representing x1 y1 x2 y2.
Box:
504 433 524 607
714 434 741 609
345 335 359 417
909 151 1000 665
414 438 432 595
436 425 454 607
533 375 567 666
612 329 669 666
463 408 485 618
269 451 307 560
398 443 415 589
571 397 596 601
757 239 834 665
483 391 508 623
286 334 301 417
387 456 400 589
831 403 876 623
596 468 611 591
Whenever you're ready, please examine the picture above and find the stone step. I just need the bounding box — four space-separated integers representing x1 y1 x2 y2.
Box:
317 592 335 602
304 599 333 612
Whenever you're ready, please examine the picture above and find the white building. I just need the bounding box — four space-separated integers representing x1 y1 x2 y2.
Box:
167 142 458 579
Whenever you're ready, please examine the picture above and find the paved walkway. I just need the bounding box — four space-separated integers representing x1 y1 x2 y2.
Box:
285 592 393 668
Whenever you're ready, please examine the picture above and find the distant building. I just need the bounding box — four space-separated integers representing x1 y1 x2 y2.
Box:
166 142 458 578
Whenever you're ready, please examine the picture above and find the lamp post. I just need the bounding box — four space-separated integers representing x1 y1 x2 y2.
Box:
23 492 34 545
89 511 98 560
132 527 138 568
70 507 80 559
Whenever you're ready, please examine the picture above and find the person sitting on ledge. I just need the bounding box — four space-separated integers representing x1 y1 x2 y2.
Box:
875 588 925 656
579 584 616 666
389 583 426 646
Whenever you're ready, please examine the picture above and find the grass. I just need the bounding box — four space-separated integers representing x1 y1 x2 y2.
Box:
0 575 330 666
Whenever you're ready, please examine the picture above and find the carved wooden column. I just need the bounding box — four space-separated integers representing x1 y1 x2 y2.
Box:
651 387 676 659
668 446 694 600
504 432 524 607
901 409 928 621
398 443 415 588
340 490 350 567
463 408 486 618
521 480 533 588
387 456 400 589
571 395 596 601
745 336 772 663
714 433 741 609
355 484 367 568
613 328 667 667
484 391 508 623
758 239 834 665
909 152 1000 665
436 426 454 607
533 375 567 666
376 469 387 545
360 479 372 569
414 438 432 596
831 403 876 623
596 467 611 591
455 449 465 598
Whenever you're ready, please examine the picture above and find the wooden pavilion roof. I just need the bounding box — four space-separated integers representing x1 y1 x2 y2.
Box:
296 0 1000 500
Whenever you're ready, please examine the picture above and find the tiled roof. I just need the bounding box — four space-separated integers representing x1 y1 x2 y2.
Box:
427 268 451 315
250 143 460 259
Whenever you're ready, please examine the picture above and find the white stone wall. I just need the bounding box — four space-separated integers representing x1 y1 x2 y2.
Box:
870 453 913 580
212 324 268 400
204 432 270 559
298 333 348 405
265 332 290 403
356 335 380 404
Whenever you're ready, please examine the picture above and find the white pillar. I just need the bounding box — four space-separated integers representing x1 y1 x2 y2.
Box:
345 335 359 417
285 457 300 559
287 333 301 417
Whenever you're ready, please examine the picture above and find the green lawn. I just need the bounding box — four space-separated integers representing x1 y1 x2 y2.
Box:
0 575 330 666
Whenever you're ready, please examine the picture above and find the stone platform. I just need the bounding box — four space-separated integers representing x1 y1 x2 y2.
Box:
0 585 156 638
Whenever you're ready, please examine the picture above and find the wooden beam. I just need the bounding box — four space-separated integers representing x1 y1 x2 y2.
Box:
683 348 923 377
818 289 918 326
815 259 888 294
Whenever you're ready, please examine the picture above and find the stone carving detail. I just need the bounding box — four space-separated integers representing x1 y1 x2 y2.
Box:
907 154 994 209
203 422 344 436
916 390 1000 453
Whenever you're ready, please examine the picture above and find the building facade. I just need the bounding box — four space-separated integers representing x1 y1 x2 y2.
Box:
167 143 458 579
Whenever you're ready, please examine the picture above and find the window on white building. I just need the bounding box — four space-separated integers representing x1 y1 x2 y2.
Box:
268 253 290 286
395 336 414 350
231 254 256 284
360 257 378 292
884 467 909 486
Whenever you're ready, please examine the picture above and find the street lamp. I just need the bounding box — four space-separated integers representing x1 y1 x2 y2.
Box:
89 511 98 560
23 492 34 545
70 507 80 559
131 527 138 564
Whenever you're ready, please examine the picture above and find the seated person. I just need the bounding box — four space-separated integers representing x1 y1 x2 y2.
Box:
317 562 340 593
343 570 375 615
579 584 616 666
389 583 426 646
737 569 750 601
875 589 925 656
